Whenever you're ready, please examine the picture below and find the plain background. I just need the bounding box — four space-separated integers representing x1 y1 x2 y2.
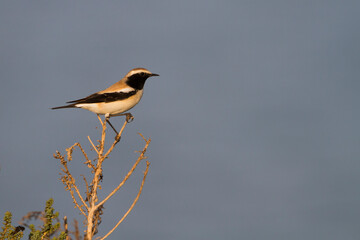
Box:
1 1 360 239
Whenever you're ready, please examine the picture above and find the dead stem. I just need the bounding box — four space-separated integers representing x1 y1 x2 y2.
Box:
54 115 151 240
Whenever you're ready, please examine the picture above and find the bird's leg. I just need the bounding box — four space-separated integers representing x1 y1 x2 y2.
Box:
105 117 119 135
107 118 122 142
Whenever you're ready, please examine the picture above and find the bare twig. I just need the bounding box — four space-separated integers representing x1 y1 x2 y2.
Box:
65 149 89 210
55 151 88 217
72 219 81 240
99 161 150 240
98 115 106 155
87 136 100 155
64 216 69 240
77 143 94 170
81 175 91 202
96 136 151 208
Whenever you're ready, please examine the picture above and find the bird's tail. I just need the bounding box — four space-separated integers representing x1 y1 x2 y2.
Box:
51 104 77 110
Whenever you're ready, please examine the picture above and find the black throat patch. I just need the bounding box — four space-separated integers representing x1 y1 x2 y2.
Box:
126 73 149 90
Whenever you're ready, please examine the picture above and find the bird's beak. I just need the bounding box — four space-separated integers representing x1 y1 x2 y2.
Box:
150 73 159 77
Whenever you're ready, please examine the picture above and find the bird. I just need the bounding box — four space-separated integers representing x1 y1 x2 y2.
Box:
52 67 159 134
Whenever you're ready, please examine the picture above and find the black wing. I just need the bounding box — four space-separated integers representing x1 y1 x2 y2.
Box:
66 90 137 104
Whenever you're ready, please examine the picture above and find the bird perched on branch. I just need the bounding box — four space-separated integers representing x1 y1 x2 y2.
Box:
52 68 159 134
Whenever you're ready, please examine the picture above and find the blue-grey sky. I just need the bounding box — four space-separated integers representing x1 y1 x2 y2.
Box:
1 1 360 239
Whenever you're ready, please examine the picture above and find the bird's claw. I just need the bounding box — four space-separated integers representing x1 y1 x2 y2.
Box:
126 113 134 123
114 135 121 143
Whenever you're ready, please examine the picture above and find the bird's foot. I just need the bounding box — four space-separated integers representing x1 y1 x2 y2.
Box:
115 135 121 143
125 113 134 123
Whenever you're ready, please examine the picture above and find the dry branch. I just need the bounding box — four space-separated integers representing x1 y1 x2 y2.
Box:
54 116 151 240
